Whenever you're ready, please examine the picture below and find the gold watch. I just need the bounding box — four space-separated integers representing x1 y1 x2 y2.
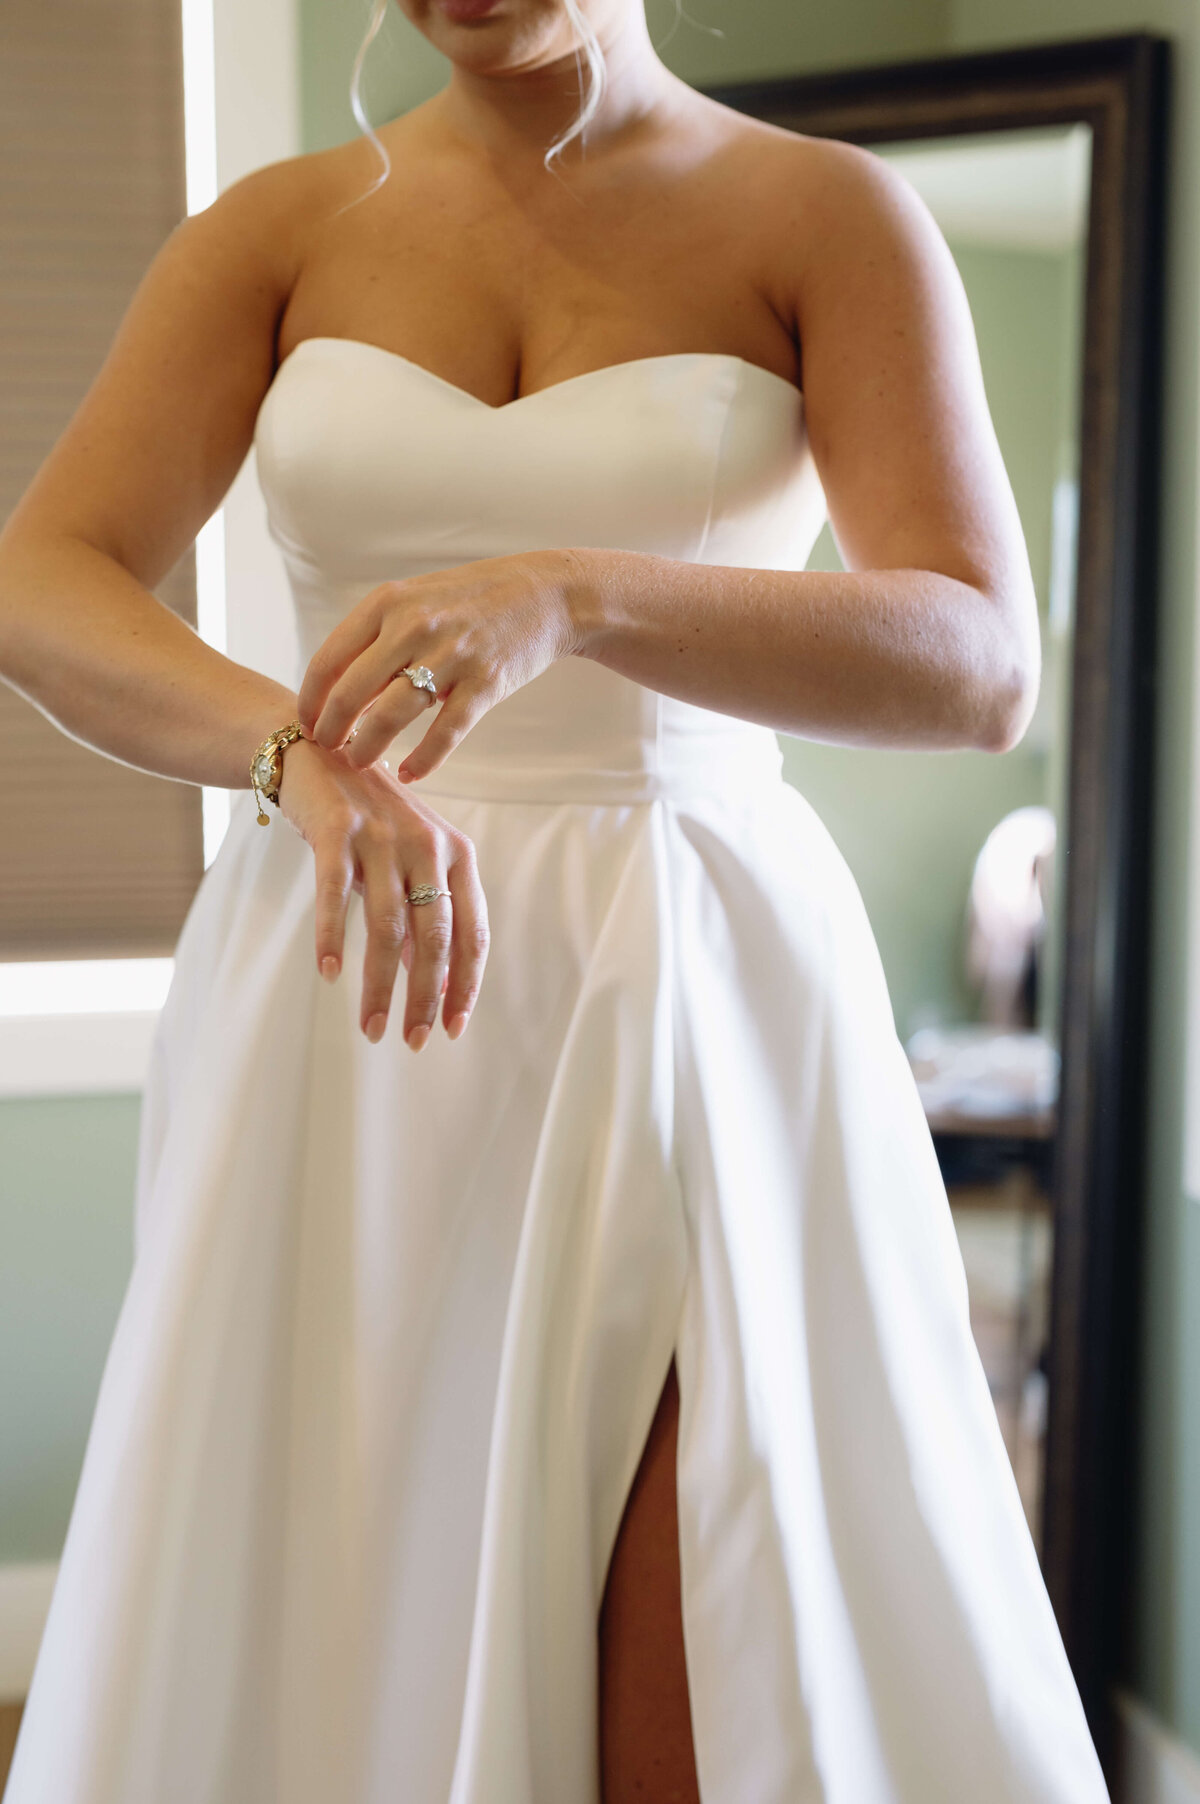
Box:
250 719 305 824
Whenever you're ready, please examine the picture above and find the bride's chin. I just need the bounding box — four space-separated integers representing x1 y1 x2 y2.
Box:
417 0 569 33
402 0 585 76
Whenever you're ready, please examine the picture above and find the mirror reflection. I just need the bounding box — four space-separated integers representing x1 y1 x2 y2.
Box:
784 123 1092 1554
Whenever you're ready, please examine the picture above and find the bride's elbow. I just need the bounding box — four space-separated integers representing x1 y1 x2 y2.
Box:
974 622 1042 755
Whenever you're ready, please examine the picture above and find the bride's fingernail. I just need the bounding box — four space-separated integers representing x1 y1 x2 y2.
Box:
447 1011 469 1041
365 1013 387 1043
407 1023 430 1051
321 956 340 982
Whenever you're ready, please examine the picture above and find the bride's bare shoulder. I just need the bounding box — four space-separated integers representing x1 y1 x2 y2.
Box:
696 100 919 239
689 102 952 330
196 133 392 275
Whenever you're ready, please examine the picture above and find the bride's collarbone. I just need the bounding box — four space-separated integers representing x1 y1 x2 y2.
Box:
280 225 799 401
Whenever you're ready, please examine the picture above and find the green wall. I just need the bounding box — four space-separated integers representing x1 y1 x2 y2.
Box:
2 0 1196 1770
0 1097 139 1562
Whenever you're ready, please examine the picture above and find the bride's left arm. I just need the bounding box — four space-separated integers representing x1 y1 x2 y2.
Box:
299 139 1040 783
568 136 1041 760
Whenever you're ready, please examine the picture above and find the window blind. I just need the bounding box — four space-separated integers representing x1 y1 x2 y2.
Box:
0 0 204 961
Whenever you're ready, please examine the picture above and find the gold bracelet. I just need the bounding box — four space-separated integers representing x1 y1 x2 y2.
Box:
250 719 305 824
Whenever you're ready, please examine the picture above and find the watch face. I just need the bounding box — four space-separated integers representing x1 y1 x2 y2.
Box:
252 748 279 790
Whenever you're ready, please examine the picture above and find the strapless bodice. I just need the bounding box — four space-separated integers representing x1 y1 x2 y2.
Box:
253 337 828 802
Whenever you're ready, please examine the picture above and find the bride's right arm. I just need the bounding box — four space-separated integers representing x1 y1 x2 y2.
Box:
0 161 489 1049
0 158 305 784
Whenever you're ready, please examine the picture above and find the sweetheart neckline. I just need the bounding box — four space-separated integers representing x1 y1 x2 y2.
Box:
273 334 804 414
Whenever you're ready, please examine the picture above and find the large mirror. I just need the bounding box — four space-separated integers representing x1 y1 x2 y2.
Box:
707 33 1167 1756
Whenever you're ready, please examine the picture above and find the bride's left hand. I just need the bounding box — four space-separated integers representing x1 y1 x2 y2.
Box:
296 548 589 783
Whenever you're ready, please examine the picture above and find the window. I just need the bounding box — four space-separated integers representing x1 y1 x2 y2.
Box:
0 0 204 959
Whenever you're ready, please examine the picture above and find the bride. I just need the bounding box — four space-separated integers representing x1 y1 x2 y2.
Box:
0 1 1109 1800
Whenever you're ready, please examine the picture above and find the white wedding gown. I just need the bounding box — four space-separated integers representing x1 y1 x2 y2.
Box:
5 338 1110 1804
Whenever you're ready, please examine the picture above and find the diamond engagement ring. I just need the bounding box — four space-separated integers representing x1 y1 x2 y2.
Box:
407 884 452 906
398 663 438 698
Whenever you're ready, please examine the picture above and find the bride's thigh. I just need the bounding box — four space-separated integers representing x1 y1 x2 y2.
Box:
597 1356 700 1804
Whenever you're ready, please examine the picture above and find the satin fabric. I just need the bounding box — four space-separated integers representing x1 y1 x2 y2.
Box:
6 339 1110 1803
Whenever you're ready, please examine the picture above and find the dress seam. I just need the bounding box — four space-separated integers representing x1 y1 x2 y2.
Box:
694 360 744 567
658 803 690 1249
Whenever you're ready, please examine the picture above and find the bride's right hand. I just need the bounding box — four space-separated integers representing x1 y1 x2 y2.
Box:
275 735 489 1050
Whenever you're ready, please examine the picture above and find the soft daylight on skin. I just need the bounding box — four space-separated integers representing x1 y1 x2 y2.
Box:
0 0 1038 1056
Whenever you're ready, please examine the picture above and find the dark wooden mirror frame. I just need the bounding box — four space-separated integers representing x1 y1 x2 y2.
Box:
704 32 1168 1765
